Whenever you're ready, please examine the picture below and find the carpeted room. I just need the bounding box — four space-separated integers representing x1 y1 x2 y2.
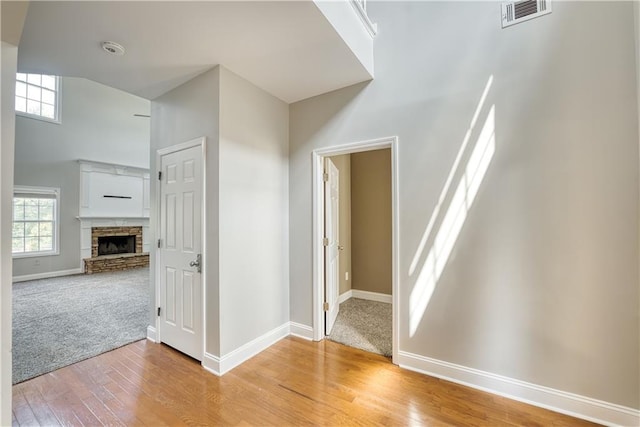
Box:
11 73 152 384
326 150 393 358
12 268 150 384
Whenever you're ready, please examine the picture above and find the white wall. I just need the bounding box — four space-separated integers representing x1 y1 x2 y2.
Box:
150 67 221 355
0 41 18 427
13 77 149 277
218 67 289 355
290 1 639 410
313 0 374 76
150 66 289 359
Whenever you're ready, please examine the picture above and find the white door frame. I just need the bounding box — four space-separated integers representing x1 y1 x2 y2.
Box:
154 136 207 360
312 136 400 363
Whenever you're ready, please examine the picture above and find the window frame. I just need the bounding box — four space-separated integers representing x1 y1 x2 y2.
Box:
15 73 62 125
12 186 61 258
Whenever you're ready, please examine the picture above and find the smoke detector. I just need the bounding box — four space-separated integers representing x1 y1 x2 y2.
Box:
101 41 125 56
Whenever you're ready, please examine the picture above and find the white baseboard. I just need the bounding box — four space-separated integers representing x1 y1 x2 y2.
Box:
150 316 639 426
202 322 290 377
350 289 392 304
13 267 83 283
146 326 157 343
202 352 221 376
289 322 314 341
338 290 352 304
397 351 639 427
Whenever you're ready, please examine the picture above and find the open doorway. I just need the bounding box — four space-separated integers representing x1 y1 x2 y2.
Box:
312 137 399 363
325 149 392 357
11 74 151 384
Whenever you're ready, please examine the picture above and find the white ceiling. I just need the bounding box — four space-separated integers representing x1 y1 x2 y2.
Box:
17 1 373 103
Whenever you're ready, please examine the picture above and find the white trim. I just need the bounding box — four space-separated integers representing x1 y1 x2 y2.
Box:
338 290 352 304
349 0 378 37
12 267 82 283
12 185 61 258
15 74 62 124
202 323 290 376
156 138 205 157
155 137 206 361
77 160 150 220
218 323 289 374
351 289 392 304
202 352 221 376
289 322 314 341
77 159 149 176
397 351 640 427
76 216 149 220
16 111 61 125
146 326 157 343
390 136 400 364
200 141 208 365
12 250 59 259
312 136 400 364
338 289 392 304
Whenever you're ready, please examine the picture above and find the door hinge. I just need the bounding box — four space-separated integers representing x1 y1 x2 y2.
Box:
157 307 161 317
322 237 329 246
158 171 162 180
323 172 329 182
157 239 161 248
323 302 329 311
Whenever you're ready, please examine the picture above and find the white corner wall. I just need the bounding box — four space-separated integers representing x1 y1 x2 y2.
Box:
218 66 289 357
289 0 639 422
150 67 221 356
0 41 18 427
13 77 150 278
150 66 289 368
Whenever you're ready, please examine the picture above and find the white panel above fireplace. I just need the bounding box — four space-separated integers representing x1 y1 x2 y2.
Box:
78 160 150 218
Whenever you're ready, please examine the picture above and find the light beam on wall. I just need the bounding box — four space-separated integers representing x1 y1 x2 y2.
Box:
409 76 494 276
409 104 496 337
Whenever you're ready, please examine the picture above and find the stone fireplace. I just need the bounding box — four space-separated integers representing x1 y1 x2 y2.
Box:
77 160 151 274
83 226 149 274
98 235 136 256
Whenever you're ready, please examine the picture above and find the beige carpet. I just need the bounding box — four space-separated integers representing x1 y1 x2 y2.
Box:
328 297 392 357
12 267 149 384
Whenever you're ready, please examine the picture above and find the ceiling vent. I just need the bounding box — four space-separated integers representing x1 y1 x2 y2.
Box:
501 0 551 28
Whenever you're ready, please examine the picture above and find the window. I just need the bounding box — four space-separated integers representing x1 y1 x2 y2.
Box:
15 73 60 123
12 187 60 257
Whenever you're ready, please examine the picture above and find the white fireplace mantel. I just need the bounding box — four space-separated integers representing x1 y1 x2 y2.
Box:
77 160 151 270
78 159 150 219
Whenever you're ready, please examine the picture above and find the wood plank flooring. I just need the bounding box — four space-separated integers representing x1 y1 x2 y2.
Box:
12 337 598 426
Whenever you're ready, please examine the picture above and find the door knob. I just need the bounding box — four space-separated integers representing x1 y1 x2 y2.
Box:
338 245 344 251
189 254 202 273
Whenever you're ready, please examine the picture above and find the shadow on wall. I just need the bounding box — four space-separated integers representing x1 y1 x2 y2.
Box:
408 75 496 337
290 81 370 149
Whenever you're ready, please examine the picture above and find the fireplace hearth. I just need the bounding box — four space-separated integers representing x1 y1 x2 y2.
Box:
84 226 148 274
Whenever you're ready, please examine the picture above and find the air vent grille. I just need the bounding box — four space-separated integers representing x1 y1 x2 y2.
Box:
502 0 551 28
514 0 537 19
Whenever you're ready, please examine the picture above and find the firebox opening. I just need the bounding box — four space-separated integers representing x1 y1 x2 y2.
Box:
98 235 136 256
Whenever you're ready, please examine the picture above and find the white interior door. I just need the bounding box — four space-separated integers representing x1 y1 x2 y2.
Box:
325 157 340 335
159 144 203 360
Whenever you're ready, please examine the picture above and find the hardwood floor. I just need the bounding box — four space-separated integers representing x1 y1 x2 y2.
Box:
12 337 597 426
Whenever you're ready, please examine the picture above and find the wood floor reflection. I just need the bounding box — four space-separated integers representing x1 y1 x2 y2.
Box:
12 337 597 426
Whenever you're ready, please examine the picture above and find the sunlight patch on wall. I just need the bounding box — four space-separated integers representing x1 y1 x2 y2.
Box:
409 104 496 337
409 76 494 276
